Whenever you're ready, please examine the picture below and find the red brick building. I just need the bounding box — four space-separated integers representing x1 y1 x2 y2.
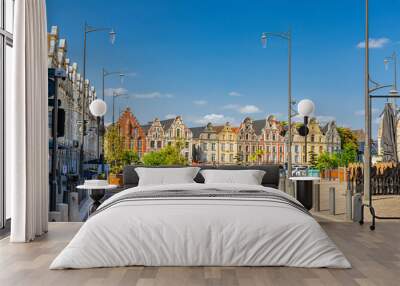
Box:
118 108 147 158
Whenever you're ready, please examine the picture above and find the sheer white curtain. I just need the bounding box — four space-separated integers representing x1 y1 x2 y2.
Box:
7 0 48 242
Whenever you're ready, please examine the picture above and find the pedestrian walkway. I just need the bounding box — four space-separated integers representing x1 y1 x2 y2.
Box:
314 179 400 222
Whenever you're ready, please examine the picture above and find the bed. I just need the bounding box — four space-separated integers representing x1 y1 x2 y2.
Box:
50 166 351 269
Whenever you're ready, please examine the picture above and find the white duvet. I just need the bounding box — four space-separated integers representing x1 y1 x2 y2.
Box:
50 183 351 269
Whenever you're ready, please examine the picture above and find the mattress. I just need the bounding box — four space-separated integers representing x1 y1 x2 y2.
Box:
50 183 351 269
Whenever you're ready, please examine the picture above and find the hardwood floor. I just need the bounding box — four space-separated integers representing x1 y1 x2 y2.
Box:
0 221 399 286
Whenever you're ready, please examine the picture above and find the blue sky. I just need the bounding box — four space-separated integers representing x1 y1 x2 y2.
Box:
47 0 400 136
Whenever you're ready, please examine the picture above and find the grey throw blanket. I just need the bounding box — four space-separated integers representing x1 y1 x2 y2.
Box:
91 189 310 218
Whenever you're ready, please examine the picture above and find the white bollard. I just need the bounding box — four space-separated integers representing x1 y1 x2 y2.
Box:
353 193 363 222
69 192 80 222
48 211 61 222
346 188 353 221
57 203 69 222
313 183 320 212
329 187 335 215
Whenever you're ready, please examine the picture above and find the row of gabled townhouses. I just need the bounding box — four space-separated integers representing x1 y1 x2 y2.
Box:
118 108 342 165
48 26 99 173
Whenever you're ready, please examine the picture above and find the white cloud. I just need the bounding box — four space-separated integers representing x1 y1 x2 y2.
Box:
105 89 173 99
292 114 336 123
195 114 235 125
316 115 336 123
193 100 207 105
239 105 261 114
165 114 177 119
357 38 390 49
270 112 284 119
104 87 128 97
354 108 379 116
222 104 239 110
133 92 173 99
292 114 303 122
222 104 261 114
228 91 242 97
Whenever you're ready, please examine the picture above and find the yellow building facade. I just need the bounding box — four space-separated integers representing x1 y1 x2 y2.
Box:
215 122 238 164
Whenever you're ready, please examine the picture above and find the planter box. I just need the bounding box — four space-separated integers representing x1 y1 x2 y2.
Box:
108 174 123 186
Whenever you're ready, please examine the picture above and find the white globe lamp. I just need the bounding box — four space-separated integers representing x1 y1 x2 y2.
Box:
297 99 315 117
89 99 107 117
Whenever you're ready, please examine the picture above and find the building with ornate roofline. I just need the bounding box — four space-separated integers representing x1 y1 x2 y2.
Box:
237 117 259 164
118 108 147 158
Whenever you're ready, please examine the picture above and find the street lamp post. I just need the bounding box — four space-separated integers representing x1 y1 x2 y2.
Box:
297 99 315 165
363 0 371 220
261 29 294 181
79 23 116 181
102 69 125 101
112 91 128 125
384 52 398 109
361 0 400 230
101 69 125 164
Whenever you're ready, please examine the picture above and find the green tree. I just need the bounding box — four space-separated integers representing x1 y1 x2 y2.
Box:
308 150 318 168
334 143 357 167
249 149 265 165
142 143 188 166
316 152 338 171
104 124 124 174
121 150 141 166
336 127 359 164
141 151 167 166
337 127 358 149
161 144 188 165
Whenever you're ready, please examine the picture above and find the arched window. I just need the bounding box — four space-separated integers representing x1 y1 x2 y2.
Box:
138 138 142 151
176 128 181 138
128 124 133 137
133 126 137 136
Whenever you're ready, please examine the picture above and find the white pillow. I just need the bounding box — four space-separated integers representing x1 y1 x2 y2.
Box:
135 167 200 186
200 169 265 185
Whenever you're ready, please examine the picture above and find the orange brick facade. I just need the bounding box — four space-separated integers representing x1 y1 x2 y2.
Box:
118 108 147 157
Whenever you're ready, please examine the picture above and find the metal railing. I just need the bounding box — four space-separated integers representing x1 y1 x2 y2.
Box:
349 163 400 195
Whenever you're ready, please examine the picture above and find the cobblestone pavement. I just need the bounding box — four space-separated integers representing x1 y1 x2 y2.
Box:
313 179 400 223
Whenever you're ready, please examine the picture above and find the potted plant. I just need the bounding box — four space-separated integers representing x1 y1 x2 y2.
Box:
104 124 125 186
97 172 106 180
122 149 141 166
108 164 124 186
